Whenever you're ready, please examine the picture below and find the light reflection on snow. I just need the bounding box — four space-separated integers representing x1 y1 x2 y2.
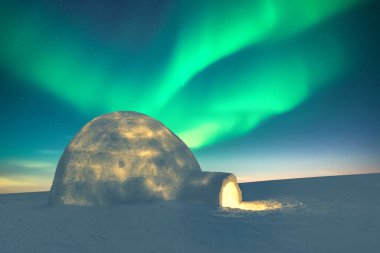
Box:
221 181 281 211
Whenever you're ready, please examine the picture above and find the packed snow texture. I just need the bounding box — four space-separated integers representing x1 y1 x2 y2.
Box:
49 111 240 206
1 173 379 253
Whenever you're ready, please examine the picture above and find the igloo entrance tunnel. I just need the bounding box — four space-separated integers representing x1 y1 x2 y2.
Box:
49 111 280 211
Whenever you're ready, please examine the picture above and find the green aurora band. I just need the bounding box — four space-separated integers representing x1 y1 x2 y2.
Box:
0 0 366 149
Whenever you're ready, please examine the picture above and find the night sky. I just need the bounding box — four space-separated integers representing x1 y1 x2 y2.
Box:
1 0 379 193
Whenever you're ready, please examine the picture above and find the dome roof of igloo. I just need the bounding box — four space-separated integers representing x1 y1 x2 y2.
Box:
66 111 200 174
49 111 201 205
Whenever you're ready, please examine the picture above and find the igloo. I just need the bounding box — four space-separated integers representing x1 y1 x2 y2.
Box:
49 111 278 210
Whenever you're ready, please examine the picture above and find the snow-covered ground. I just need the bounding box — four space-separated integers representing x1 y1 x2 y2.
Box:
1 173 379 253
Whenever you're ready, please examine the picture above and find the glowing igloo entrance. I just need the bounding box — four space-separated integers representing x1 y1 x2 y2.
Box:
220 179 281 211
221 181 241 208
49 111 280 211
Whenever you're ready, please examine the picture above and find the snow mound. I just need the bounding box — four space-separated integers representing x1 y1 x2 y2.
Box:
49 111 241 206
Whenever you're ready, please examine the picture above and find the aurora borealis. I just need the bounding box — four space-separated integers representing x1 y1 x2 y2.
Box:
1 0 380 193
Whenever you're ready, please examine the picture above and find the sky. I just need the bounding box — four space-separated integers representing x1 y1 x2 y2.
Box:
1 0 379 193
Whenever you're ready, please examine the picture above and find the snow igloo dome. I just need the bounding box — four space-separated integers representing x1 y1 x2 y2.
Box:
49 111 243 207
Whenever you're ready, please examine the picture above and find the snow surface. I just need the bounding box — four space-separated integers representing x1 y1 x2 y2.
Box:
1 173 379 253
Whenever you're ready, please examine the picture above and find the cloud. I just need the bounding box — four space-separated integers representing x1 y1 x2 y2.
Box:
0 157 56 193
0 158 56 178
5 159 55 169
36 149 62 155
0 177 34 187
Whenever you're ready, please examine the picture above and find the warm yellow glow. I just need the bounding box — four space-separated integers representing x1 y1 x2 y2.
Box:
238 201 282 211
221 181 241 208
136 149 159 158
0 176 51 194
121 126 154 139
112 167 128 181
221 181 281 211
